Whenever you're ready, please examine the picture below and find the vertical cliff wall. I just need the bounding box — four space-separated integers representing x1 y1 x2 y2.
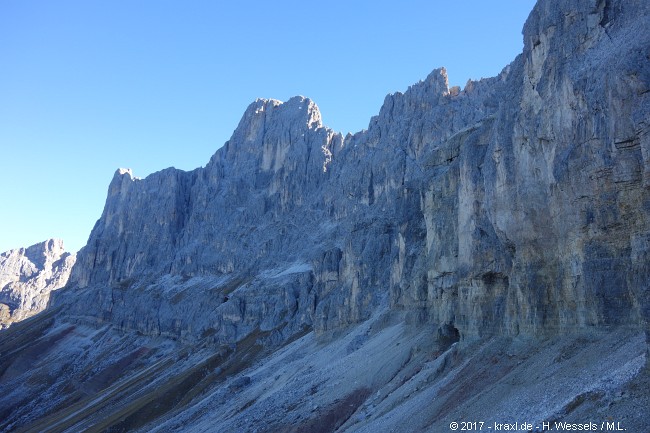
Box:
53 0 649 344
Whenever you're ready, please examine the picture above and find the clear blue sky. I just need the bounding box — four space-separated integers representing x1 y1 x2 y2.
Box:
0 0 536 254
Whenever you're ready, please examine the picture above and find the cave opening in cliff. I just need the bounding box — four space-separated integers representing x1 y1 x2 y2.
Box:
439 322 461 348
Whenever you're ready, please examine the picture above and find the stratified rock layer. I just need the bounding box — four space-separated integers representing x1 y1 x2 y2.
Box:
0 239 75 328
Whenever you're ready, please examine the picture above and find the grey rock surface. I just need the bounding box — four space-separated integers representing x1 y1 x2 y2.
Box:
0 239 75 329
2 0 649 431
57 0 650 344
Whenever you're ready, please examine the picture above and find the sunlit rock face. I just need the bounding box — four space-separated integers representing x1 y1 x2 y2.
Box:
58 0 649 343
0 239 75 328
2 1 647 431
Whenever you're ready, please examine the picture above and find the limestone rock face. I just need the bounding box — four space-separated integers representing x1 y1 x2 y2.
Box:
54 0 650 344
0 239 75 328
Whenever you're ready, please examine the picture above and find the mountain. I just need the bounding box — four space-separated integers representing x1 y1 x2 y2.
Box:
0 239 75 329
1 0 649 431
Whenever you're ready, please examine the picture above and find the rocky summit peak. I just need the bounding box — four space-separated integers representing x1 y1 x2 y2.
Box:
422 67 449 93
22 237 65 256
236 95 323 139
117 167 133 176
212 94 331 177
284 95 323 129
0 239 75 329
108 167 140 193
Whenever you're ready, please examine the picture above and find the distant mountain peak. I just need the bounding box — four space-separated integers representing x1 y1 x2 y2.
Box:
0 238 75 328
